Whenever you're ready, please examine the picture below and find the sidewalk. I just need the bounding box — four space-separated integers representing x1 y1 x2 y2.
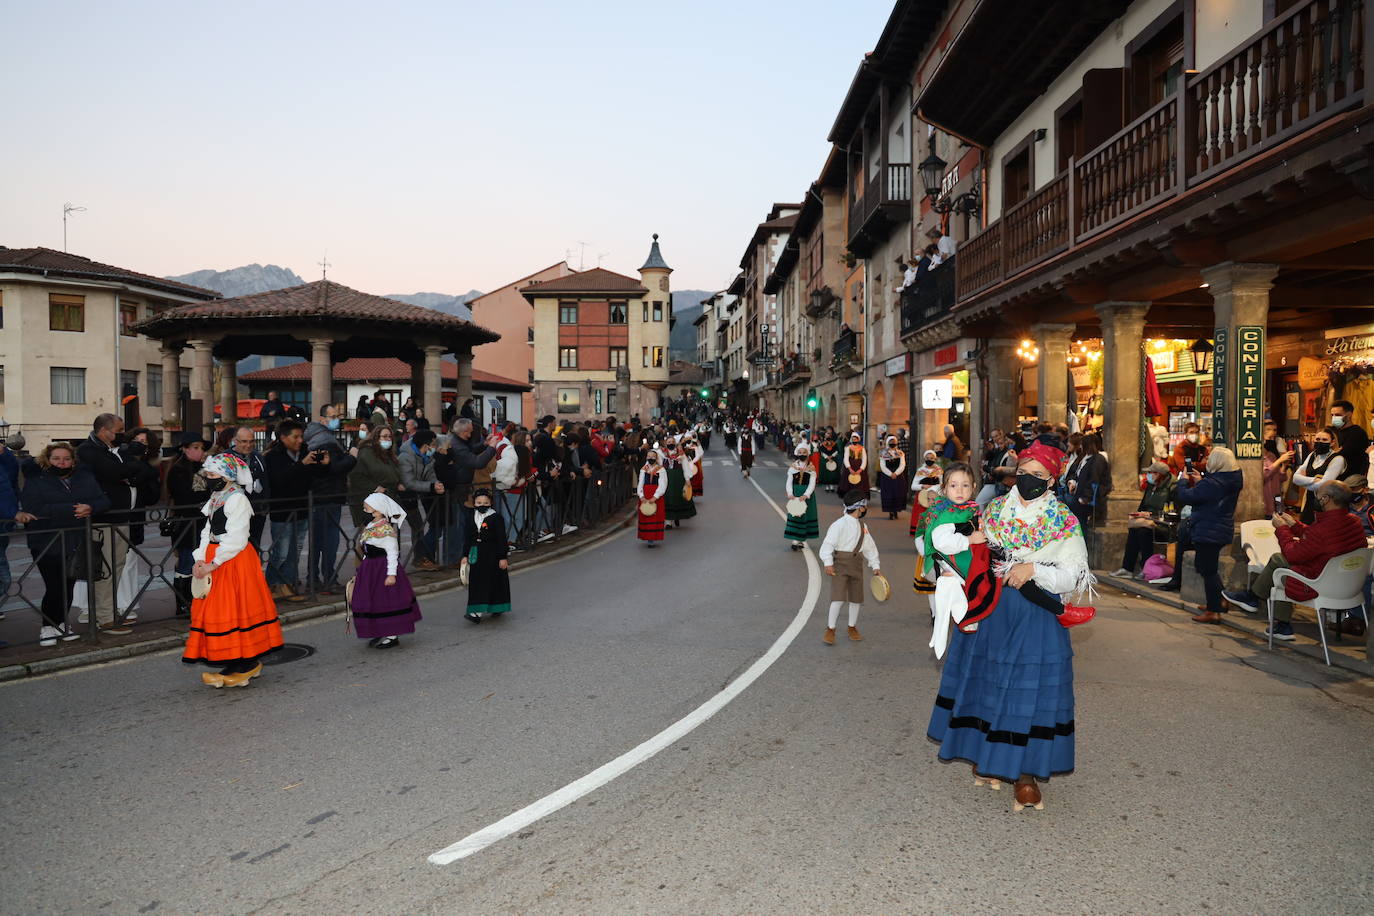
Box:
0 505 634 682
1100 569 1374 677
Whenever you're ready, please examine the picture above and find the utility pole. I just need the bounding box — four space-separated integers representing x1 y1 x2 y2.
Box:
62 202 86 252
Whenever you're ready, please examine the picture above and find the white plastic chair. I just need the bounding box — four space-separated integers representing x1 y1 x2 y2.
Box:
1267 547 1372 665
1240 519 1280 588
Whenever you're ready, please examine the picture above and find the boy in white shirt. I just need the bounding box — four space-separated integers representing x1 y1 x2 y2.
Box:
818 489 883 645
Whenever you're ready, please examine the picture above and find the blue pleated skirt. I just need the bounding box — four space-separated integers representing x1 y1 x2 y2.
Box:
927 586 1075 781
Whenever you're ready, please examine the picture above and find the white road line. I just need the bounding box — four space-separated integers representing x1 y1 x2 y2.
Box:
428 468 821 866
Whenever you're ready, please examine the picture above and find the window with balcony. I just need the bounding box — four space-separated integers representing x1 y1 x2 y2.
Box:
1001 133 1034 210
559 346 578 369
49 293 85 332
559 302 578 324
1056 100 1085 174
1127 2 1188 118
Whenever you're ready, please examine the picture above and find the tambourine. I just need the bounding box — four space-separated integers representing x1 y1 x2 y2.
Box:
825 460 838 471
639 498 658 516
459 557 471 587
870 572 891 602
683 483 694 500
848 472 862 485
785 497 807 517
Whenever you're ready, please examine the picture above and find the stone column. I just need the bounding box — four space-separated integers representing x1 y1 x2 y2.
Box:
309 337 333 419
1202 261 1279 526
455 350 474 408
423 345 445 423
219 358 238 425
1031 323 1075 427
187 339 216 436
983 338 1020 438
1094 303 1150 523
159 345 183 428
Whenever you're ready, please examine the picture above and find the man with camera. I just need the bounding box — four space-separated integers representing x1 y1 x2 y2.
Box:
303 404 357 594
263 419 328 601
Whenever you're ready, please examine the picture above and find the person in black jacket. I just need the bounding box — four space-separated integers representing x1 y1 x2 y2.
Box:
303 406 358 593
164 431 210 615
1330 400 1370 478
75 413 144 632
434 418 498 565
259 391 288 421
1067 432 1111 529
22 442 109 645
261 420 326 601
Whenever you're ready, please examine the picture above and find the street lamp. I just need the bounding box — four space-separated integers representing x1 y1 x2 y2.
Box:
1190 338 1215 374
918 150 982 217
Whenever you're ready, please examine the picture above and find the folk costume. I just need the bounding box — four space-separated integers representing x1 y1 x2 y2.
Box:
837 436 869 501
662 443 697 524
685 439 705 497
783 449 820 549
909 451 942 537
738 430 755 477
636 452 667 545
919 498 1002 660
464 495 511 621
817 438 841 491
182 453 283 688
350 493 422 648
927 441 1095 810
817 489 881 645
878 437 908 517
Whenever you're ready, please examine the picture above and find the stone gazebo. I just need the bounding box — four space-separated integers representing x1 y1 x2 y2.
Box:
133 279 500 431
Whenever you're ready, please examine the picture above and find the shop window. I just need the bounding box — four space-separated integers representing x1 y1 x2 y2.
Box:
51 367 86 404
557 388 580 414
607 387 617 414
49 293 85 332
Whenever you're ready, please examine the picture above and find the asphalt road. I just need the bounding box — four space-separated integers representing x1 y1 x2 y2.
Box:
3 443 1373 914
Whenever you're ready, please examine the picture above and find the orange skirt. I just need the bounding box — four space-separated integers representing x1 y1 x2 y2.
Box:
182 543 284 666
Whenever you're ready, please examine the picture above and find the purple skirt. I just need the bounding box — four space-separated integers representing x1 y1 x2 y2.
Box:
351 556 422 639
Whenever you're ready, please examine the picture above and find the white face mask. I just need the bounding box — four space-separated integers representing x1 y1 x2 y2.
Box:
1186 433 1199 443
378 438 393 450
1332 415 1346 428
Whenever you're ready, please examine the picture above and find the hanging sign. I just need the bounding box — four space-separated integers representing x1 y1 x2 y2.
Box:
1235 326 1264 458
1070 365 1091 389
1297 356 1328 391
921 378 952 409
1212 328 1229 446
1147 350 1177 374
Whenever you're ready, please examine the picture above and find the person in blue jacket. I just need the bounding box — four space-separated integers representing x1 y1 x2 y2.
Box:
1176 446 1244 624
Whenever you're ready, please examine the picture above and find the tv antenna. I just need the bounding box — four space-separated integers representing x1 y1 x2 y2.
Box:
318 253 332 280
597 251 610 267
62 203 86 252
576 240 591 270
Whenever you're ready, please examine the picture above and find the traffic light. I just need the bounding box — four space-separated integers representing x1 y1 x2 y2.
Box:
805 388 818 410
700 387 710 398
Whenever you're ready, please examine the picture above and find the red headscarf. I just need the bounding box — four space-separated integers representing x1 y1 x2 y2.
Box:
1019 440 1067 478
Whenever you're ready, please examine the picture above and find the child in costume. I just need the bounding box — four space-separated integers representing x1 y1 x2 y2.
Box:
464 488 511 622
836 433 869 502
817 435 841 492
350 493 422 649
909 450 942 536
817 489 882 645
738 427 755 478
783 445 819 550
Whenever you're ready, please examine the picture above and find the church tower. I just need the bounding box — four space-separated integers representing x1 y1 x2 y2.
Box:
636 234 672 415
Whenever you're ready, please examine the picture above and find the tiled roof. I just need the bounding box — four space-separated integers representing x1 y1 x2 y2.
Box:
0 246 221 298
239 357 530 391
520 267 648 297
133 279 499 342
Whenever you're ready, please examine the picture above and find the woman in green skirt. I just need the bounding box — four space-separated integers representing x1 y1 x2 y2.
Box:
662 438 697 527
784 446 820 550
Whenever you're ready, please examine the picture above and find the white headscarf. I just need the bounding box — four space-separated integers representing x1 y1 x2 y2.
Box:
364 492 406 526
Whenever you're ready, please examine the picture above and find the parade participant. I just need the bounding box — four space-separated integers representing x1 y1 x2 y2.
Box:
636 448 667 547
738 425 755 479
685 436 705 498
783 446 819 551
837 432 869 502
909 450 942 537
723 421 738 451
818 489 882 645
818 434 841 492
183 453 284 688
877 435 908 519
919 463 992 659
350 493 422 649
752 414 767 452
463 488 511 622
927 440 1094 812
662 439 697 526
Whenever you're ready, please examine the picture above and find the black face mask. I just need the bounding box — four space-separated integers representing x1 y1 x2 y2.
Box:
1313 441 1332 455
204 478 227 492
1016 472 1051 500
49 465 74 478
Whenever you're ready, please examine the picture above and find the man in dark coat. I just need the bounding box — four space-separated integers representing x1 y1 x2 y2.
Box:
76 413 144 632
1330 399 1370 478
262 420 327 601
434 418 498 564
259 391 287 421
303 405 357 593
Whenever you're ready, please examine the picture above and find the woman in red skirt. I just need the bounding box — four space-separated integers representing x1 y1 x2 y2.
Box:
184 453 284 688
685 437 705 498
636 449 667 547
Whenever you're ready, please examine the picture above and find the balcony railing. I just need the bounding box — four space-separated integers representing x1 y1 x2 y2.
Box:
777 357 813 386
848 163 913 245
900 261 957 337
955 0 1366 302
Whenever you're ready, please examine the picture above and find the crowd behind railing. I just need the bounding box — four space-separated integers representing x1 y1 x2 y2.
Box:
0 399 648 651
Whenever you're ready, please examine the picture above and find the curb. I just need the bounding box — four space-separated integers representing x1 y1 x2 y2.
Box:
1100 571 1374 678
0 506 635 684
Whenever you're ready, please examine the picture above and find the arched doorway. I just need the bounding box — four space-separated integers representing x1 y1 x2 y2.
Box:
827 394 838 430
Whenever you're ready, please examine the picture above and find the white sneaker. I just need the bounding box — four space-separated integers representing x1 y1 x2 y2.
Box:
38 626 59 647
1110 568 1132 578
60 625 80 642
77 612 90 624
1148 576 1172 585
561 524 578 535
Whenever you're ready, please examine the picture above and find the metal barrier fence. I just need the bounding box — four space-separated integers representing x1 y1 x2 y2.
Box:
0 462 635 652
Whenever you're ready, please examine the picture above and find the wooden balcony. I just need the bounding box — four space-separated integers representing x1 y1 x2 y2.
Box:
778 358 813 387
900 261 956 338
847 164 912 257
955 0 1368 303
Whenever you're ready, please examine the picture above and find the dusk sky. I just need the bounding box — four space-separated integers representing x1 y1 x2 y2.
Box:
6 0 897 297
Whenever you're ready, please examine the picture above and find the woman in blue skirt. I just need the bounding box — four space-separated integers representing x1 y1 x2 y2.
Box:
927 439 1095 812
